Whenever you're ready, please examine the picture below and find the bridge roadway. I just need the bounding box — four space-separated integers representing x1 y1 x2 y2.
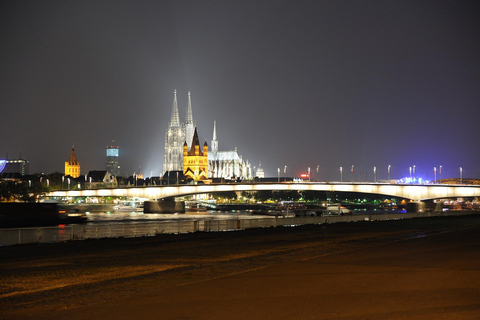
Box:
48 182 480 201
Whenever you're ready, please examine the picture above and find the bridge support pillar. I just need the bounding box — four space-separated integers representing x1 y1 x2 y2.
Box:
406 201 442 213
144 198 185 214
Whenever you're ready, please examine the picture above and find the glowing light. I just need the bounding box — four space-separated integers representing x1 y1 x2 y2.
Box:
0 160 6 173
106 149 119 157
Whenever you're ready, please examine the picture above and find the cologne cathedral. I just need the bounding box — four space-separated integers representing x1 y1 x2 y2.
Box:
163 91 252 180
163 90 194 173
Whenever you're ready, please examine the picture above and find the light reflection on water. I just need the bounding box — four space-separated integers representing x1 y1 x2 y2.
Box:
84 208 407 225
85 210 271 224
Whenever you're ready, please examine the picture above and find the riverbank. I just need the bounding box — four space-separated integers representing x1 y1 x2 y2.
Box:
2 214 480 319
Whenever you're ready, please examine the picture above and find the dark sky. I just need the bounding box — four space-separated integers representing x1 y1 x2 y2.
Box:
1 0 479 181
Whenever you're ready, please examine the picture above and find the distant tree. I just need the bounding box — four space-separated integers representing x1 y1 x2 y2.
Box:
272 190 301 201
254 190 274 201
210 191 237 201
0 181 29 202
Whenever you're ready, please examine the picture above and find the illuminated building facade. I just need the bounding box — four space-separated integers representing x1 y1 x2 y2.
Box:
208 121 252 180
183 127 209 181
0 159 29 176
163 90 195 174
106 140 120 176
255 162 265 178
85 170 117 189
65 146 80 178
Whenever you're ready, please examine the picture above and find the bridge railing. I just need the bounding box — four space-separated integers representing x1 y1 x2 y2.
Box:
1 211 477 246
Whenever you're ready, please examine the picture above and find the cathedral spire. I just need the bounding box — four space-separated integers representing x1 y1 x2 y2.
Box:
213 120 217 140
211 120 218 154
69 145 78 165
170 89 180 127
186 91 193 125
185 91 195 149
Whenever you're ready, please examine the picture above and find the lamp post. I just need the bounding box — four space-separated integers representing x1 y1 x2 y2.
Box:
316 165 319 182
284 166 287 181
62 176 65 189
439 165 442 181
373 166 376 183
460 167 463 184
388 165 391 181
277 168 280 183
409 167 412 180
434 167 437 184
67 178 70 190
308 167 311 182
351 165 354 182
340 167 343 182
413 165 416 181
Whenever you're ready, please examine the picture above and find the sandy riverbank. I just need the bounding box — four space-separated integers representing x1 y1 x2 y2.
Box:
2 214 480 319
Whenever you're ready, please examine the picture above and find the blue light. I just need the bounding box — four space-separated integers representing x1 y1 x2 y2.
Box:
398 177 431 185
0 160 6 173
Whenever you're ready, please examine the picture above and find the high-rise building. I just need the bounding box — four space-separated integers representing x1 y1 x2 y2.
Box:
163 90 195 174
0 159 29 176
65 146 80 178
183 127 209 181
106 140 120 176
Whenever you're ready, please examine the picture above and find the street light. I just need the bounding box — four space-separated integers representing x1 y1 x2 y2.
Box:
351 165 354 182
413 165 416 180
277 168 280 183
409 167 412 180
284 166 287 181
439 165 442 181
340 167 343 182
62 176 65 189
460 167 463 184
373 166 376 183
308 167 311 182
316 165 319 181
388 165 391 181
434 167 437 184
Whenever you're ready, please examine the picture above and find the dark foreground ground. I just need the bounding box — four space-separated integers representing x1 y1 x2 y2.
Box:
1 214 480 319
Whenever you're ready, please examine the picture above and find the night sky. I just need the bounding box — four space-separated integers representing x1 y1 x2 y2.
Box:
1 0 479 181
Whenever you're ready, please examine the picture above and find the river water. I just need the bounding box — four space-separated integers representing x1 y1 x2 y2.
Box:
83 208 407 225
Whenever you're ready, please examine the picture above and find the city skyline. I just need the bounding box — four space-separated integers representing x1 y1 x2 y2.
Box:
1 1 479 181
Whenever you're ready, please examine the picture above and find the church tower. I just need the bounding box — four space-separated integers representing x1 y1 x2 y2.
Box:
163 90 185 173
183 127 208 181
65 145 81 178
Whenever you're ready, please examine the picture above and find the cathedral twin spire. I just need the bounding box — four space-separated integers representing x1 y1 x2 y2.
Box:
170 90 180 127
164 90 196 174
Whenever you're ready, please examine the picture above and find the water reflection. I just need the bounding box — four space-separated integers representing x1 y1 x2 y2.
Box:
85 210 269 224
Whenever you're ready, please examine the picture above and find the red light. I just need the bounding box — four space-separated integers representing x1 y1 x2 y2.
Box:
300 173 309 178
58 224 66 228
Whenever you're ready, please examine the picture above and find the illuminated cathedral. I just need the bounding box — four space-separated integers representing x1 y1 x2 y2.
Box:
163 90 194 174
208 121 252 180
163 91 252 180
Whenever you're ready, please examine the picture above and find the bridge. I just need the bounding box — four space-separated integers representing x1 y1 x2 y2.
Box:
48 182 480 201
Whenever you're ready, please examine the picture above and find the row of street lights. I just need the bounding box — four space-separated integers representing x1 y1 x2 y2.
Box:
279 164 464 183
